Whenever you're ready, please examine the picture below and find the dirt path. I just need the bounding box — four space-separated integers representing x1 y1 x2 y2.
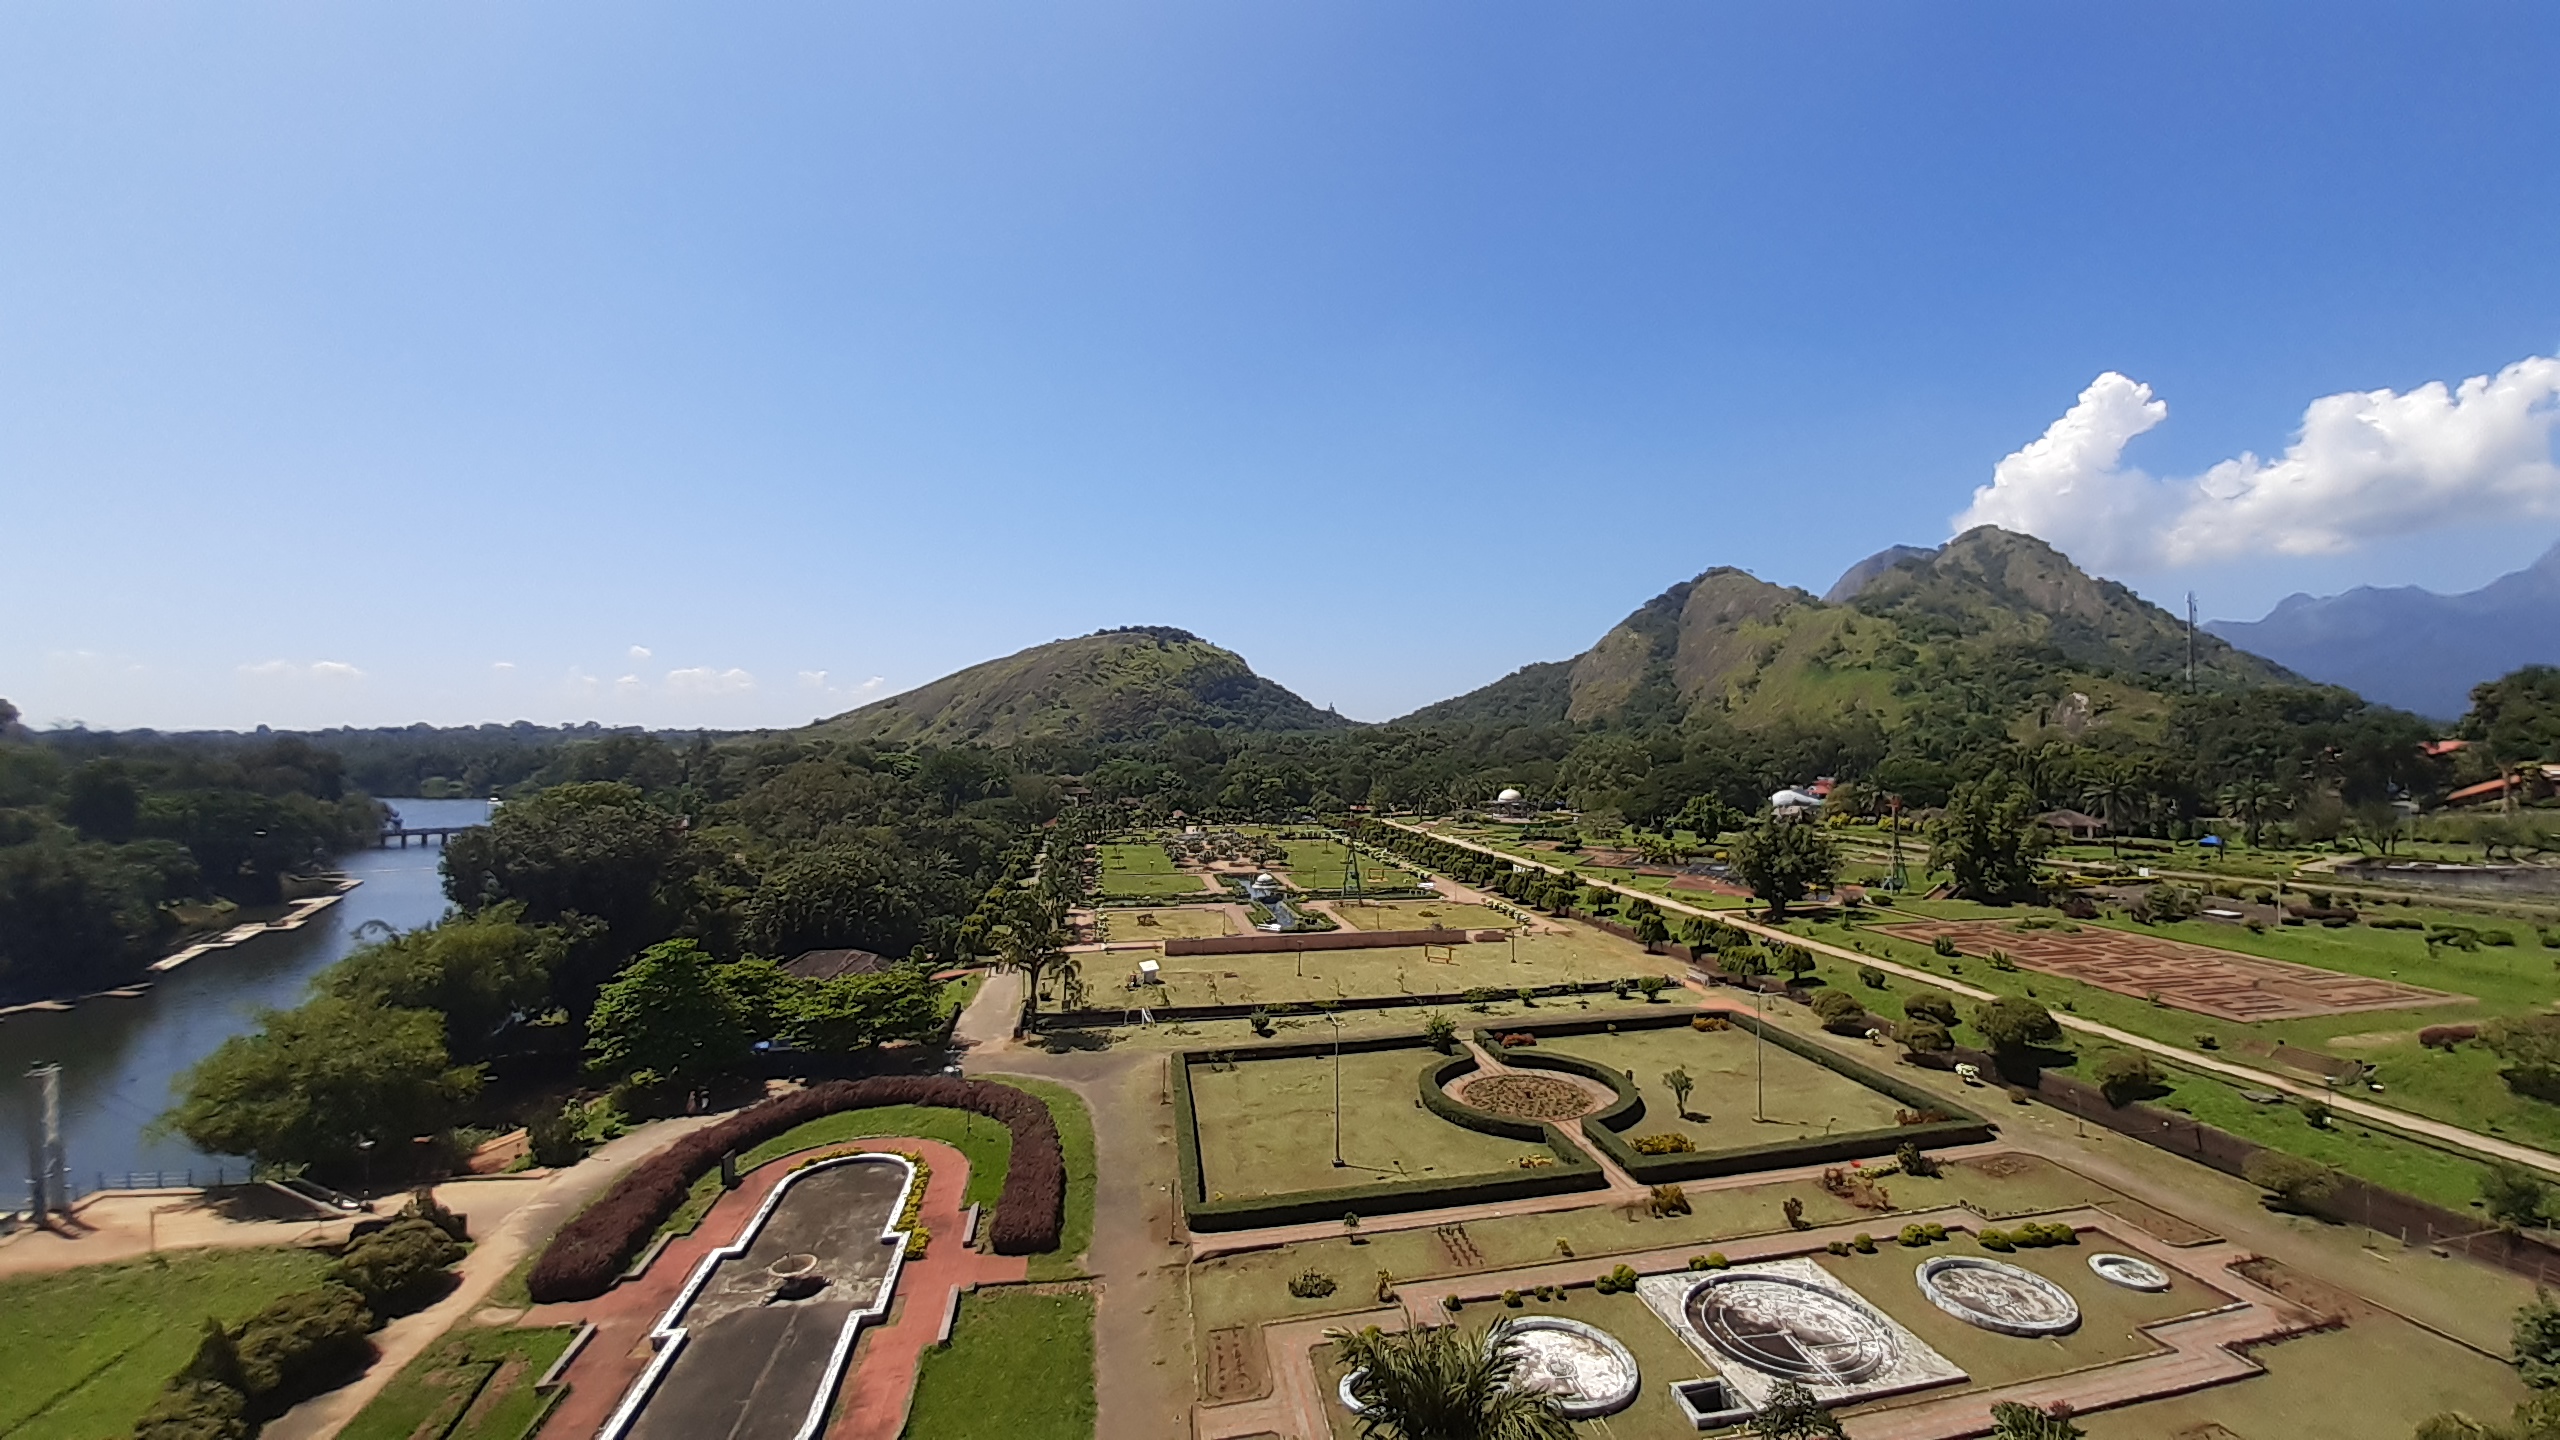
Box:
1392 820 2560 1176
973 1050 1193 1440
265 1114 721 1440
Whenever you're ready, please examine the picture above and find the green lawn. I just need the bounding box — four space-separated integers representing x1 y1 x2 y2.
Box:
1331 899 1516 932
1098 843 1209 900
1278 839 1418 892
1188 1047 1534 1200
660 1103 1014 1241
1784 898 2560 1156
1046 927 1660 1012
0 1245 333 1440
339 1325 579 1440
981 1073 1099 1282
902 1289 1095 1440
1536 1025 1908 1150
1098 907 1235 940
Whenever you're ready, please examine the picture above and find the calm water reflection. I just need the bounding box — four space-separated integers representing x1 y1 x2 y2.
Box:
0 798 490 1188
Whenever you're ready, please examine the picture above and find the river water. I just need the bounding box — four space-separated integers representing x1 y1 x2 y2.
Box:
0 798 490 1191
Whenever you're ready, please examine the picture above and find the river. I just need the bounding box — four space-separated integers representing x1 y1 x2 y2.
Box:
0 798 491 1192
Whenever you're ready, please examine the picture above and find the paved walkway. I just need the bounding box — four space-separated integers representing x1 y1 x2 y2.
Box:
1390 820 2560 1177
268 1115 721 1440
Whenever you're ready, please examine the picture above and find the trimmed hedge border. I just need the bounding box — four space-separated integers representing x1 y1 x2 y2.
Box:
1500 1049 1645 1133
526 1077 1064 1302
1173 1038 1603 1232
1481 1010 1993 1184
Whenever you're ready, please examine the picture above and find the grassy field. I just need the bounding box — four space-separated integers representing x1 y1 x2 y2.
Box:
660 1103 1015 1240
1788 896 2560 1157
1277 839 1418 892
1047 927 1661 1012
1331 899 1515 931
2080 1307 2528 1440
339 1325 579 1440
0 1245 333 1440
901 1288 1095 1440
1097 842 1211 900
1536 1025 1909 1149
1188 1047 1535 1199
1097 906 1234 941
981 1073 1099 1282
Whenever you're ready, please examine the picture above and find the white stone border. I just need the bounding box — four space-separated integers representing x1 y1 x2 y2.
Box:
595 1152 920 1440
2086 1251 2173 1292
1914 1256 2081 1338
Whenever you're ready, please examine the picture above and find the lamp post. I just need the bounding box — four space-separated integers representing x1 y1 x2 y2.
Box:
1329 1012 1345 1168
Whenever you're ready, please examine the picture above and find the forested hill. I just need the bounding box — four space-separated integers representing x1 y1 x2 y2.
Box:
808 626 1352 746
0 709 384 1002
1404 526 2296 735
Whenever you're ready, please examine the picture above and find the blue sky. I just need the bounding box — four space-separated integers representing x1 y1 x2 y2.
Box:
7 3 2559 730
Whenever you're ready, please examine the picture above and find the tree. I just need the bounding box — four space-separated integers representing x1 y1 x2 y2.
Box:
2485 1164 2553 1231
1325 1318 1575 1440
991 888 1070 1020
2242 1151 2336 1212
2217 777 2289 848
583 939 749 1089
1748 1380 1846 1438
2092 1052 2157 1106
2517 1290 2560 1390
1972 996 2061 1056
167 996 479 1173
1928 780 2049 903
740 838 954 959
1903 993 1959 1028
1729 818 1838 920
1665 1067 1696 1118
317 906 561 1061
1989 1401 2085 1440
2078 768 2138 856
1812 990 1869 1035
440 781 689 953
784 966 946 1053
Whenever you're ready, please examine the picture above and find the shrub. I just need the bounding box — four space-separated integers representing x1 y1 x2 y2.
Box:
1852 1232 1876 1253
1649 1184 1691 1217
1932 936 1960 957
2420 1024 2479 1050
1857 965 1887 989
1289 1269 1337 1299
2295 1097 2333 1128
331 1218 464 1315
1638 974 1670 1001
1977 1227 2014 1251
234 1283 376 1405
397 1187 469 1242
1811 990 1869 1034
1782 1196 1807 1230
1502 1288 1523 1308
2093 1052 2158 1107
1894 1141 1939 1178
1421 1011 1458 1051
1632 1133 1697 1155
526 1075 1065 1301
1903 993 1959 1027
1596 1263 1640 1294
1499 1032 1537 1048
2243 1151 2337 1212
1825 1240 1851 1256
1691 1014 1730 1032
1897 1223 1930 1247
1975 995 2062 1053
527 1104 588 1169
1249 1007 1274 1036
1923 1221 1946 1241
1901 1021 1952 1054
1442 1294 1463 1312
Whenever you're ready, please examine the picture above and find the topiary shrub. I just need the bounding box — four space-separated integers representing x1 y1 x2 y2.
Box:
234 1283 376 1407
1632 1133 1697 1155
1289 1269 1337 1299
526 1076 1065 1302
331 1218 464 1316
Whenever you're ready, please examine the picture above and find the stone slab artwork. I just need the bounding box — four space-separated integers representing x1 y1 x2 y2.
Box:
1635 1259 1966 1413
1339 1318 1641 1420
1503 1317 1641 1418
1915 1256 2082 1337
2087 1252 2174 1292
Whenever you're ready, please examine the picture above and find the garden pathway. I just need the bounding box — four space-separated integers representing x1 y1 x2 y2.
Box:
268 1114 722 1440
1389 821 2560 1177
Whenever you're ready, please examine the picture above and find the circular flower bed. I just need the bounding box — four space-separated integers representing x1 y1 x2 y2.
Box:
1459 1073 1598 1120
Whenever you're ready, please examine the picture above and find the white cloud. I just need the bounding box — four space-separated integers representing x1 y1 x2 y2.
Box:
615 674 646 698
628 645 653 662
492 660 516 672
665 666 756 696
796 670 885 699
1954 354 2560 570
237 659 364 682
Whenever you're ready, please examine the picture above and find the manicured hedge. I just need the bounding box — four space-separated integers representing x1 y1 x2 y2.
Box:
1478 1010 1993 1184
527 1076 1064 1302
1172 1041 1603 1232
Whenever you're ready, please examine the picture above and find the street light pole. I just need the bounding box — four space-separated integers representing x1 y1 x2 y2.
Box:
1330 1014 1345 1167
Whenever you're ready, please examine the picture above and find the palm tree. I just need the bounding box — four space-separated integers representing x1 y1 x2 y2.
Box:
1326 1318 1573 1440
2217 778 2288 848
2078 768 2137 856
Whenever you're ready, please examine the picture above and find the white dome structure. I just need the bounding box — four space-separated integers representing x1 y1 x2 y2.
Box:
1496 788 1524 803
1769 788 1824 813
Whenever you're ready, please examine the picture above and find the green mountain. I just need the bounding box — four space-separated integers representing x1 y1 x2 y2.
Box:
810 627 1350 746
1403 527 2296 738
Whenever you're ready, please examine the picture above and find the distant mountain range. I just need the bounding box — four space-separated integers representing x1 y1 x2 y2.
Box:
1400 526 2290 732
2207 542 2560 721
